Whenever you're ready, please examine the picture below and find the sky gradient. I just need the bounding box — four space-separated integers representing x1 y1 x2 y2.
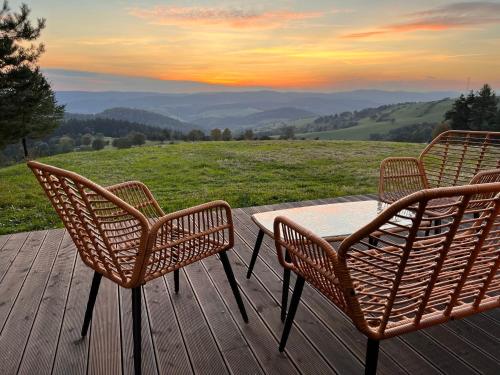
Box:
11 0 500 92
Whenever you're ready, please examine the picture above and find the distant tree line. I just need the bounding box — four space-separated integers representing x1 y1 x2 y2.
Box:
445 84 500 131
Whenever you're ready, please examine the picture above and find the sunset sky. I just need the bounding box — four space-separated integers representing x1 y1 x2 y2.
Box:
11 0 500 92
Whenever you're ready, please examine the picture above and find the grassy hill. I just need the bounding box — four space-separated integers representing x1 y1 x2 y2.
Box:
297 99 453 140
0 140 424 234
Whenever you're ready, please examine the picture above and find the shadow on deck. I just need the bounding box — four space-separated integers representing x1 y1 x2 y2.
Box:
0 195 498 374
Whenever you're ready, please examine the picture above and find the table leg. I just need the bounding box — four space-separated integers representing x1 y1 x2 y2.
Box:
281 250 291 322
246 229 265 279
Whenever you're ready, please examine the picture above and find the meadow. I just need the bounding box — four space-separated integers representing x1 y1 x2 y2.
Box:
0 140 423 234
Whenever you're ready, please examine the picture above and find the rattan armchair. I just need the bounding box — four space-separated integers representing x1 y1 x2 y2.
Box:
27 161 248 375
274 182 500 374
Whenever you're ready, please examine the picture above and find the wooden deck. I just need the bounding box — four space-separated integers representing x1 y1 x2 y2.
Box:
0 195 499 375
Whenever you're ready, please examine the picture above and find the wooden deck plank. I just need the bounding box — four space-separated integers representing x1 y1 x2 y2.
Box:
168 269 229 375
17 232 77 375
465 313 500 336
444 320 500 361
0 233 11 250
423 325 500 374
0 229 64 374
88 278 123 374
0 231 46 331
1 194 498 375
0 232 29 282
185 259 264 375
52 256 93 375
143 278 192 374
200 254 300 375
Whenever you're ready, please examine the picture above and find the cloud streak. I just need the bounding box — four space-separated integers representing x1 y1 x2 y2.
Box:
342 1 500 38
128 6 323 29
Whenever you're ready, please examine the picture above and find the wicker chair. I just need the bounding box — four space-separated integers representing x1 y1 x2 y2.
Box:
379 130 500 207
27 161 248 375
274 182 500 375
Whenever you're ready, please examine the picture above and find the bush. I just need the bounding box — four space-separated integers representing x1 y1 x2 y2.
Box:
58 136 75 153
92 137 106 150
81 133 93 146
112 137 132 149
128 131 146 146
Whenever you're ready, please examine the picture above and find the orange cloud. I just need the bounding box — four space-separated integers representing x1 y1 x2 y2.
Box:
342 1 500 38
128 6 323 29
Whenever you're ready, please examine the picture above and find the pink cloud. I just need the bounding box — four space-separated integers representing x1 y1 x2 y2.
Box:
342 1 500 39
129 6 323 29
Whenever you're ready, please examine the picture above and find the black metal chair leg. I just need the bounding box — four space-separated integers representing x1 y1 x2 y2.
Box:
281 251 291 322
81 271 102 337
247 229 264 279
219 251 249 323
279 276 305 352
368 236 379 247
132 286 142 375
174 269 179 293
365 338 380 375
435 219 442 234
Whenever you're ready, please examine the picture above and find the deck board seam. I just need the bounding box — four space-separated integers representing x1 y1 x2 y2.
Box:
198 257 266 375
182 265 236 375
15 230 66 374
141 285 162 375
161 273 196 375
0 232 32 285
50 232 79 375
0 230 49 335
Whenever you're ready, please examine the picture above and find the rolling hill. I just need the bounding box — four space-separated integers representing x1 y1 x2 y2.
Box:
294 99 454 140
57 90 457 134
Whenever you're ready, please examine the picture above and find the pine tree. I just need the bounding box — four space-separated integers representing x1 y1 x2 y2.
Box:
0 1 64 156
445 92 474 130
469 84 497 130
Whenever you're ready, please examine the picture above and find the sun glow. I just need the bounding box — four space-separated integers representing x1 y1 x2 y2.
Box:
24 0 500 90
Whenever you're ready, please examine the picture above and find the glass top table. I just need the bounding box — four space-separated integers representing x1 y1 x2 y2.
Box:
251 199 395 242
245 199 409 321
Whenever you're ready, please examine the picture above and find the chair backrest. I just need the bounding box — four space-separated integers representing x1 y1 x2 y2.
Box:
28 161 149 287
274 217 349 314
338 183 500 338
420 130 500 188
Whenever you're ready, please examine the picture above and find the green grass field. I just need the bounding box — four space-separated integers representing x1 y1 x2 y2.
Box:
0 140 423 234
297 99 453 140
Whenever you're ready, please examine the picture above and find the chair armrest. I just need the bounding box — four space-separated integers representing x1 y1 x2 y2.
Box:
273 216 351 312
141 201 234 281
106 181 164 218
379 157 427 203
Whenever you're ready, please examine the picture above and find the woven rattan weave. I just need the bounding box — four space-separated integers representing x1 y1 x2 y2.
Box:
379 130 500 205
